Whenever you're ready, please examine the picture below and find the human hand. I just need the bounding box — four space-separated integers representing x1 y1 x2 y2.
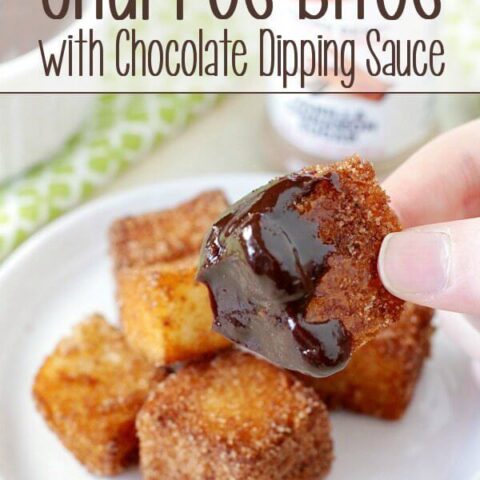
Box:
378 119 480 361
379 119 480 315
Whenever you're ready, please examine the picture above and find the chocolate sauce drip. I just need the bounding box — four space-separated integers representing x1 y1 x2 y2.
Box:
197 172 352 377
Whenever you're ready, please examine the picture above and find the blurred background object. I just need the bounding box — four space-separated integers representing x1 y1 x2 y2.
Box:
0 0 97 181
264 93 435 177
0 95 93 181
263 1 438 176
0 0 75 63
437 0 480 131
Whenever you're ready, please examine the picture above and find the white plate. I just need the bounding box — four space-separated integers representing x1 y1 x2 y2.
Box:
0 174 479 480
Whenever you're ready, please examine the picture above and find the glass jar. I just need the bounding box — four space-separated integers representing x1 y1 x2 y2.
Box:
264 0 438 177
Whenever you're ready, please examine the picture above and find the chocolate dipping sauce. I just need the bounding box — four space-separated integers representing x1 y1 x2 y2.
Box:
197 172 353 378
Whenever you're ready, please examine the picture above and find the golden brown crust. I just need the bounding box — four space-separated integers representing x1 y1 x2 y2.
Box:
137 350 333 480
110 190 229 270
117 256 230 365
302 156 404 350
32 315 164 475
300 304 434 420
111 191 231 365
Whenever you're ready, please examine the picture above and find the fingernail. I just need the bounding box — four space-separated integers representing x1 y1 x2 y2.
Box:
379 231 451 296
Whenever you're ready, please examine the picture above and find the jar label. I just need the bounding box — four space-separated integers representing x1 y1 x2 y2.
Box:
268 93 434 162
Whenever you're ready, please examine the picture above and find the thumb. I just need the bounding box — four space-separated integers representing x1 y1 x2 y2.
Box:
378 218 480 315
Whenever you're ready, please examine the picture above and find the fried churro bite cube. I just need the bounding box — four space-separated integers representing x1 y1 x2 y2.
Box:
111 191 231 365
110 190 229 270
137 350 333 480
33 315 164 476
117 255 230 364
198 156 404 377
300 304 434 420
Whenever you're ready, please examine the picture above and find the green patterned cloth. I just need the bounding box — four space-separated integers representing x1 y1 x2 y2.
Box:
0 94 217 261
0 0 251 261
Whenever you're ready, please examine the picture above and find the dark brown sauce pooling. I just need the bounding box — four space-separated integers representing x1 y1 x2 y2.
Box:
197 172 352 377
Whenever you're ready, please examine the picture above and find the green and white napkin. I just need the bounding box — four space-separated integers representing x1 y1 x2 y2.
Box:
0 0 253 261
0 94 217 261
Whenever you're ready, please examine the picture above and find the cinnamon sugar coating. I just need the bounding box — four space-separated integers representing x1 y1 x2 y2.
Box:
32 315 164 475
137 350 333 480
300 304 434 420
111 191 231 365
110 190 229 270
302 157 404 347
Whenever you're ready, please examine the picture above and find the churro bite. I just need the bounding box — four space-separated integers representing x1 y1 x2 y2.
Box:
111 191 231 365
197 157 403 378
301 303 434 420
110 190 230 270
117 255 230 364
137 350 333 480
32 315 164 476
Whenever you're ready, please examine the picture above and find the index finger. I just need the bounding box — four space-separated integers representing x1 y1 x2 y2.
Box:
382 119 480 228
